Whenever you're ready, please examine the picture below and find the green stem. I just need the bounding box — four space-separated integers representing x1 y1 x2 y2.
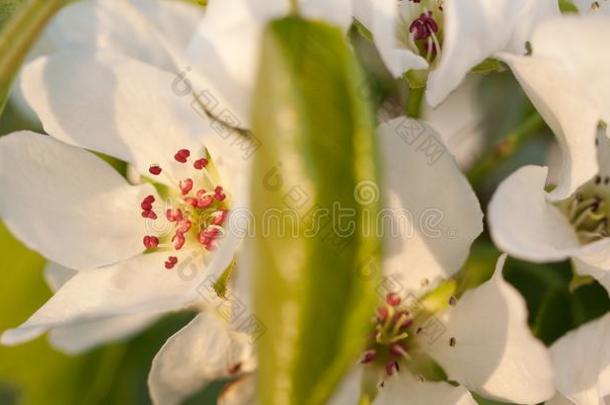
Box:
289 0 300 14
467 112 545 187
405 86 425 119
0 0 66 115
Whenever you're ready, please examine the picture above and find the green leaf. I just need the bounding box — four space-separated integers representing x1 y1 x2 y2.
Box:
471 58 506 75
251 16 381 405
0 0 66 115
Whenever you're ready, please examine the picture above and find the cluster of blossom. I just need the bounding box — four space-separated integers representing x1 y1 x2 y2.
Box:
0 0 608 404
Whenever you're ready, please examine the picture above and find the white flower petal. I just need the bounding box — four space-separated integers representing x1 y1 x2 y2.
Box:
373 372 476 405
42 261 160 354
427 0 559 106
0 132 152 269
1 250 203 346
572 243 610 296
43 261 77 291
149 312 255 405
573 0 610 15
186 0 353 127
424 78 484 169
427 255 555 404
328 367 363 405
46 0 203 69
379 118 483 290
488 165 581 262
551 312 610 405
499 15 610 199
20 51 222 184
218 375 257 405
49 313 159 355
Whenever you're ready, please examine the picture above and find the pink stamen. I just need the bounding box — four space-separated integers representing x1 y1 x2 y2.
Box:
194 158 208 170
165 256 178 269
377 306 389 322
172 232 186 250
149 165 162 175
197 195 214 208
386 292 401 306
214 186 226 201
212 210 228 226
185 197 198 207
142 210 157 220
143 235 159 249
177 219 192 233
385 360 399 376
141 195 155 210
179 178 194 195
360 349 376 364
174 149 191 163
166 208 183 222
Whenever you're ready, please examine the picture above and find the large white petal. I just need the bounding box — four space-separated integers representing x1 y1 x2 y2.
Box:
551 312 610 405
148 312 255 405
427 255 555 404
488 165 581 262
373 372 476 405
49 313 159 355
186 0 353 128
427 0 559 106
573 0 610 14
218 375 257 405
46 0 203 69
0 249 204 346
424 78 484 169
42 261 160 354
379 118 483 291
0 132 152 269
499 16 610 199
20 51 225 185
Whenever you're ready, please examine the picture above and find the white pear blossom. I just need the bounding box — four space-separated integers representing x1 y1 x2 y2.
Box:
148 306 257 405
312 119 552 404
547 312 610 405
0 44 250 350
497 14 610 201
488 125 610 294
353 0 560 106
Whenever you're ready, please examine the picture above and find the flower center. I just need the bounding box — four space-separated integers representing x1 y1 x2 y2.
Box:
558 178 610 244
361 293 420 377
398 0 444 63
141 148 229 269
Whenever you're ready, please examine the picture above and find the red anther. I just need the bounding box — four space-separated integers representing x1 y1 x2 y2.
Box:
193 158 208 170
212 210 228 225
172 232 186 250
360 349 376 364
390 343 406 357
141 195 154 210
166 208 183 222
142 210 157 220
177 219 192 233
409 11 439 40
165 256 178 269
185 197 199 207
377 306 389 322
214 186 226 201
385 360 399 376
174 149 191 163
386 292 401 306
149 165 162 175
400 317 413 329
179 178 194 195
143 235 159 249
197 195 214 208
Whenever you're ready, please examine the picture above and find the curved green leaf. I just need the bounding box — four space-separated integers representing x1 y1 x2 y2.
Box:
251 17 381 405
